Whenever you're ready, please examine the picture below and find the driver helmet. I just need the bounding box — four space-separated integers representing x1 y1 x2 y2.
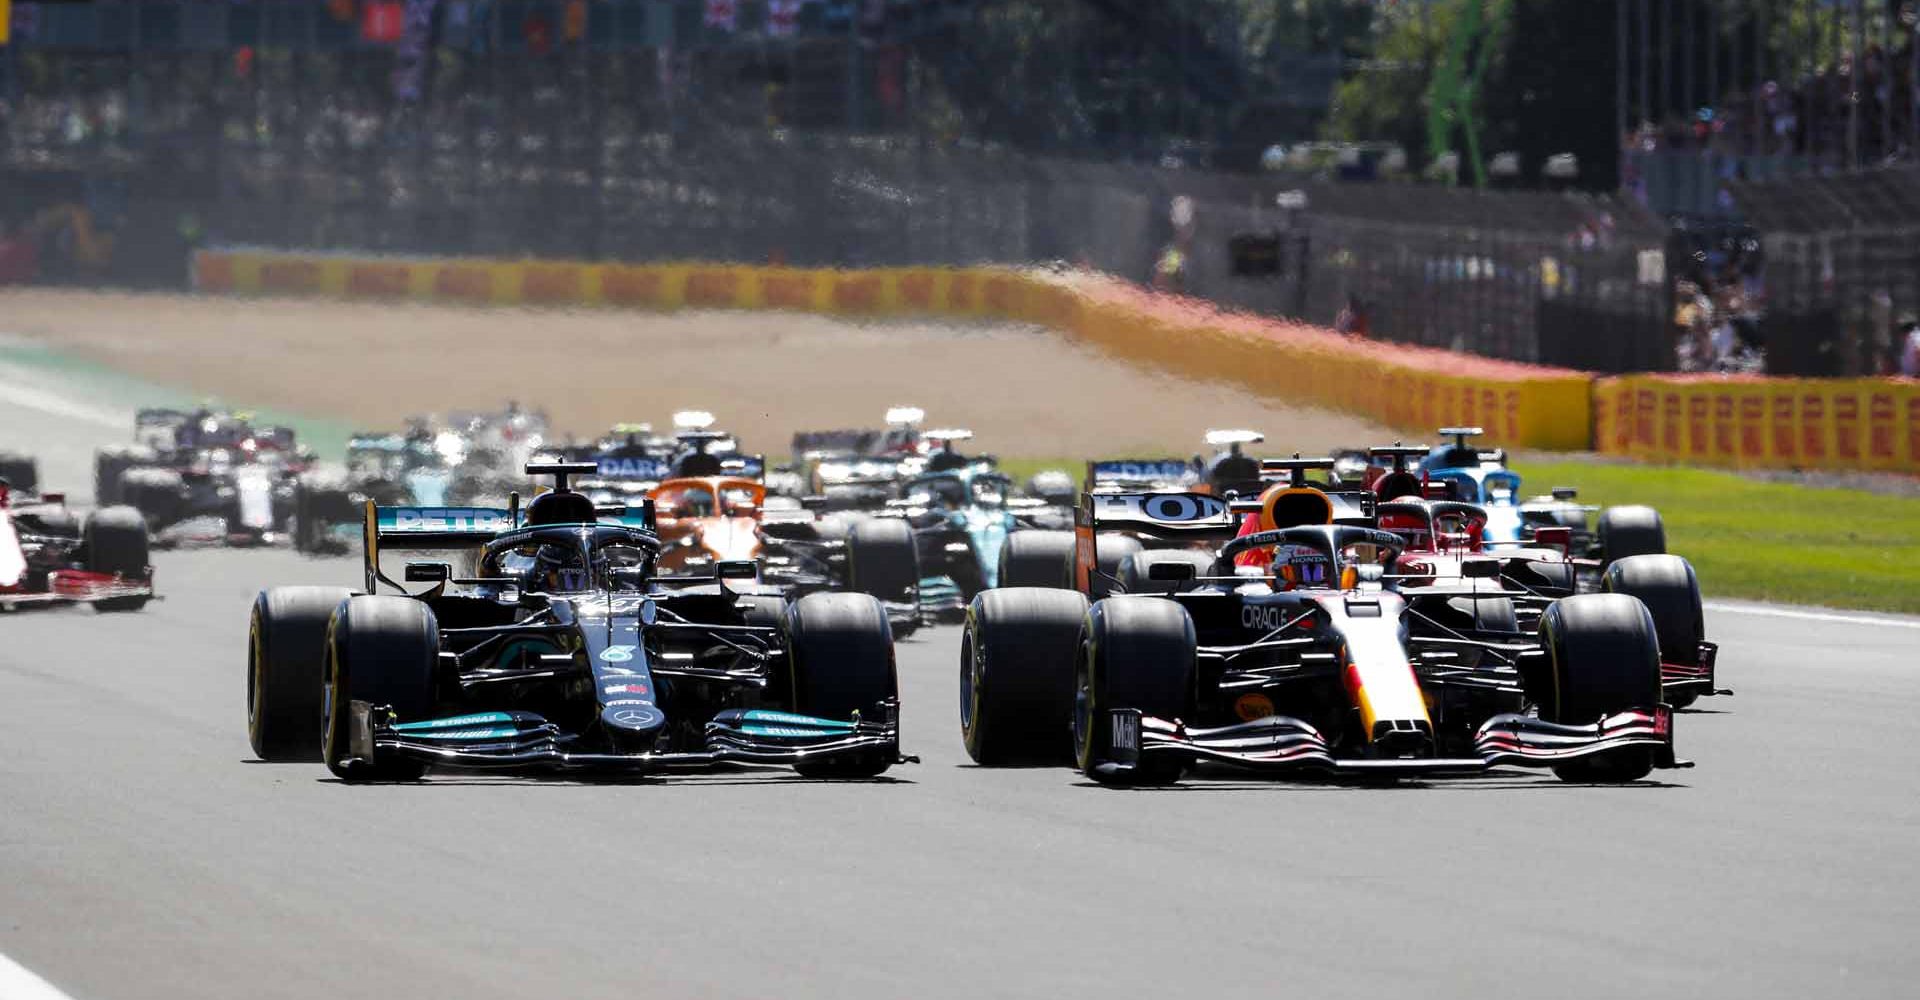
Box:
1433 512 1484 552
529 542 589 592
1376 507 1431 550
927 479 966 510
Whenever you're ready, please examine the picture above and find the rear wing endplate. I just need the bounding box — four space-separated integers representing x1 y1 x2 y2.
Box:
1074 490 1238 594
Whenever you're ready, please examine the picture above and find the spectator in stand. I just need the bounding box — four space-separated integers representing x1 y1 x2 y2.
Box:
1673 279 1709 370
1900 318 1920 378
1151 244 1186 293
1334 295 1369 338
1868 288 1896 374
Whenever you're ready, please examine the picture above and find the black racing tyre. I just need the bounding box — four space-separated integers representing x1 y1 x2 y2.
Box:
19 507 80 539
93 446 154 507
0 452 38 493
1604 554 1705 708
961 588 1089 765
292 482 356 555
786 592 899 779
1074 597 1196 785
812 511 866 542
291 483 316 554
119 467 187 529
1116 548 1216 596
1089 535 1144 600
1505 558 1575 598
996 530 1077 590
249 586 353 761
1598 505 1666 565
84 506 151 612
1538 594 1663 783
1545 506 1589 531
738 594 789 629
323 596 440 781
846 518 919 604
1448 595 1519 633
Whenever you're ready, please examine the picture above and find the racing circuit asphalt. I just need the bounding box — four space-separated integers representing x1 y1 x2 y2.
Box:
6 376 1920 1000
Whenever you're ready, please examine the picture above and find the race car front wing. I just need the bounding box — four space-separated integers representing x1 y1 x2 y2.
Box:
0 569 155 608
345 701 913 774
1093 705 1686 781
1662 640 1729 699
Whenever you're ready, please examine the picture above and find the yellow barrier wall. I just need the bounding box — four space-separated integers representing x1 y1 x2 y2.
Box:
1594 375 1920 472
194 249 1917 469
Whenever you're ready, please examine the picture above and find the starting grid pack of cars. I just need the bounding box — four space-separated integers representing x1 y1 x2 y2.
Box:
1 407 1727 786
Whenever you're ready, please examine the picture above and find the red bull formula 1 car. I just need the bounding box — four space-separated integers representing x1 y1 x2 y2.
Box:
959 462 1685 786
0 463 153 612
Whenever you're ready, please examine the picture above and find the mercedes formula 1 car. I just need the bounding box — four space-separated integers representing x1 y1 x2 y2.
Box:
0 464 153 612
960 477 1685 786
246 463 908 781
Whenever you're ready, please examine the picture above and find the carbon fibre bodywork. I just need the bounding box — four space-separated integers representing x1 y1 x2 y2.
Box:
1061 489 1685 783
307 480 907 778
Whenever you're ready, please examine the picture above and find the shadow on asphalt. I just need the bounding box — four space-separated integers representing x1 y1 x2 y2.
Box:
311 773 918 788
1070 775 1690 792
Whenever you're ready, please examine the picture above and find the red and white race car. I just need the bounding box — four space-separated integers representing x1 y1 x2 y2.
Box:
0 459 154 612
1370 486 1723 709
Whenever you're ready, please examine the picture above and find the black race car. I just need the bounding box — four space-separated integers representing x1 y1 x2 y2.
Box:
246 464 909 781
960 481 1685 786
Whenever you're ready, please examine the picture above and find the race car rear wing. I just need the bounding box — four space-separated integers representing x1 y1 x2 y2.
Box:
792 429 881 456
588 453 673 482
719 454 766 480
1078 491 1236 537
1074 490 1238 593
361 500 657 593
1083 458 1200 491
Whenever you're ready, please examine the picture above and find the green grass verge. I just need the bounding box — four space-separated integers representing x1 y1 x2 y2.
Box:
1516 461 1920 615
995 455 1920 614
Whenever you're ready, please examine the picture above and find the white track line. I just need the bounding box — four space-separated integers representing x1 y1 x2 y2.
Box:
0 372 126 429
1703 600 1920 631
0 953 79 1000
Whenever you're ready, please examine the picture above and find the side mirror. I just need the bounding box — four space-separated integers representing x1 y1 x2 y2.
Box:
39 492 66 505
716 559 759 581
1147 561 1197 582
610 567 648 591
800 495 828 512
1460 558 1501 580
1533 526 1573 550
404 561 452 582
1549 486 1578 501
